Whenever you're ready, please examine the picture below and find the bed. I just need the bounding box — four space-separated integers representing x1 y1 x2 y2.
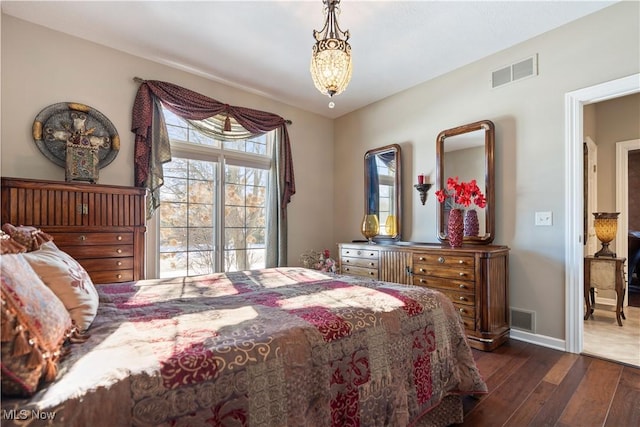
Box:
2 253 486 426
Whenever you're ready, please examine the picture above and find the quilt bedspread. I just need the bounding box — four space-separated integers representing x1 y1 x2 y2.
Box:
1 267 487 426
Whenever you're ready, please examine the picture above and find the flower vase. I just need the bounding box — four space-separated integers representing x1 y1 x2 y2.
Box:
448 208 464 248
464 209 479 237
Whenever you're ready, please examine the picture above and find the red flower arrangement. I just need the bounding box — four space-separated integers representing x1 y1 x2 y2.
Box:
435 176 486 210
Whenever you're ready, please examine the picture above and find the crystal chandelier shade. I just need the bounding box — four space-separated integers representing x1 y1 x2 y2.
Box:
310 0 352 98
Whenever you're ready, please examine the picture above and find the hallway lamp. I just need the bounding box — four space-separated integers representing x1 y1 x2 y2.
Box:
593 212 619 258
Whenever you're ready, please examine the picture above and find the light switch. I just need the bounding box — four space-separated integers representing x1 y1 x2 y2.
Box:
535 211 552 226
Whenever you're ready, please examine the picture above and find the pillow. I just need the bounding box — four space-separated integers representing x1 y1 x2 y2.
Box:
22 241 99 332
1 254 73 397
0 231 26 254
1 223 53 252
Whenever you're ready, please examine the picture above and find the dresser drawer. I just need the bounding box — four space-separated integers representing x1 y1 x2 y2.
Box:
412 275 476 292
59 244 133 259
79 257 134 272
90 269 134 284
341 265 379 279
341 256 378 269
341 247 379 260
413 253 474 268
49 232 133 246
455 303 475 320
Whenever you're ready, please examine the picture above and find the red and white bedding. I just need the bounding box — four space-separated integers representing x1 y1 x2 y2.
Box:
1 267 486 426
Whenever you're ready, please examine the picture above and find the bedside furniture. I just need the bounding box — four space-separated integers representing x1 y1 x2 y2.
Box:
338 242 510 351
584 256 626 326
1 177 147 284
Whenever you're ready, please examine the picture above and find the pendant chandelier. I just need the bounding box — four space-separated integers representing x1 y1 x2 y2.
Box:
310 0 352 98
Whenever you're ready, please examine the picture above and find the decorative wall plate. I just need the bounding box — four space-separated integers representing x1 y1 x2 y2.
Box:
32 102 120 169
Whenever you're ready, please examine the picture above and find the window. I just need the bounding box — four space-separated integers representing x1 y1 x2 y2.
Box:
157 108 271 278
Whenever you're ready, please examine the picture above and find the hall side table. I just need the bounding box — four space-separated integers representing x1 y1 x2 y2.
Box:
584 256 626 326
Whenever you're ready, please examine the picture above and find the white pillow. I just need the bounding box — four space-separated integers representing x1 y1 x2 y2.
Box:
22 241 98 332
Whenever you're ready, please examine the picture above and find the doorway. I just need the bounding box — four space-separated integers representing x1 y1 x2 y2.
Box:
564 73 640 356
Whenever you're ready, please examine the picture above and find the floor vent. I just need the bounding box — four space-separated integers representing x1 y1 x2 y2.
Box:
492 54 538 88
510 308 535 333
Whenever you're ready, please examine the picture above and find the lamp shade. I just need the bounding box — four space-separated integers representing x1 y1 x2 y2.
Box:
593 212 619 257
310 0 352 98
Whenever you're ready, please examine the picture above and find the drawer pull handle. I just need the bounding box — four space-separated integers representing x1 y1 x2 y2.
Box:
79 235 86 241
345 267 350 271
459 308 466 314
419 256 425 261
459 296 466 301
459 284 466 289
419 268 426 273
346 259 351 263
357 251 362 256
438 256 445 263
117 235 123 241
116 249 123 254
420 279 426 283
117 261 122 266
116 274 122 279
458 260 464 264
369 262 374 266
459 272 466 277
369 253 375 256
369 271 375 276
345 250 350 254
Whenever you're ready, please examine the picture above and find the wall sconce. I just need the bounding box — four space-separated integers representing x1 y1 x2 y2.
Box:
414 175 432 205
593 212 619 258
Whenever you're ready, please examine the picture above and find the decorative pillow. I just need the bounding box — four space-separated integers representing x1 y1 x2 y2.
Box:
0 231 27 254
1 254 73 397
1 223 53 252
22 241 99 332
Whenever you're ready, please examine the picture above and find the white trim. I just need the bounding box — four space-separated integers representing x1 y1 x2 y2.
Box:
616 139 640 306
509 330 565 352
564 73 640 354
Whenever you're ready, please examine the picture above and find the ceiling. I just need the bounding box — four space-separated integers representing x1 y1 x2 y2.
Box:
1 1 618 119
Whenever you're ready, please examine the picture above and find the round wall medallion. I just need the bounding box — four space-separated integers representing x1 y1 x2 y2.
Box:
32 102 120 169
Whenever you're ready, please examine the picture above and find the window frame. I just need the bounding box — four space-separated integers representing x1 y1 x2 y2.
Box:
146 121 273 279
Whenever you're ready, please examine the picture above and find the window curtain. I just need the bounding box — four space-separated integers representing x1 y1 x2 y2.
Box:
131 79 295 266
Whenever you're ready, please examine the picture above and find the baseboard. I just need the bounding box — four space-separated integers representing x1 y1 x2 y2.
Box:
509 330 566 352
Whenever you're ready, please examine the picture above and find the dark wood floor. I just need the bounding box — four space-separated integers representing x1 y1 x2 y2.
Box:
455 339 640 427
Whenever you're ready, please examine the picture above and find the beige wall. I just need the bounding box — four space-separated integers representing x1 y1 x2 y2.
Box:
0 15 335 268
591 93 640 212
334 2 639 340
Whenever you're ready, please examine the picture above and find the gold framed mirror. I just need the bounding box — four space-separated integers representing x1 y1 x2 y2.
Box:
436 120 495 244
364 144 402 241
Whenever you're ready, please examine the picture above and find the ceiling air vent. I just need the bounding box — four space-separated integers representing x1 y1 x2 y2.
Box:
492 54 538 89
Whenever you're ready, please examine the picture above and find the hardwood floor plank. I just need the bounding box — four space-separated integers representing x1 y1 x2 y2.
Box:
460 344 563 426
555 358 623 427
502 380 557 427
543 353 580 385
458 339 640 427
528 355 593 426
604 367 640 427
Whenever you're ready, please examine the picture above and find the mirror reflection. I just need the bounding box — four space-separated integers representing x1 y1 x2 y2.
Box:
443 129 487 236
436 120 494 244
364 144 402 240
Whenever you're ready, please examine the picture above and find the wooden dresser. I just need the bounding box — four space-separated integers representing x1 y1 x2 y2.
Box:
338 242 510 351
1 177 146 284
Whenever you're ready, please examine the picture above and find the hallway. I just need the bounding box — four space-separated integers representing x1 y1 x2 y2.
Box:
583 304 640 367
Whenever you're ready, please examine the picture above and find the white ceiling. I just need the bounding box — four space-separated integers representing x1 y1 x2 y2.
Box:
1 1 618 119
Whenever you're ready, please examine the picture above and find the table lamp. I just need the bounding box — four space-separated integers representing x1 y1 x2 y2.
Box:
593 212 619 258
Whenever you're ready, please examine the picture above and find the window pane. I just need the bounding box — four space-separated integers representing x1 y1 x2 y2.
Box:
225 228 246 250
160 227 187 252
188 251 215 276
223 139 246 152
225 184 246 206
164 158 189 179
160 252 187 278
159 202 187 228
189 161 215 181
188 227 214 251
226 165 246 185
161 177 187 203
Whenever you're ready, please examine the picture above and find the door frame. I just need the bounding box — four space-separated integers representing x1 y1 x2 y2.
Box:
564 73 640 354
